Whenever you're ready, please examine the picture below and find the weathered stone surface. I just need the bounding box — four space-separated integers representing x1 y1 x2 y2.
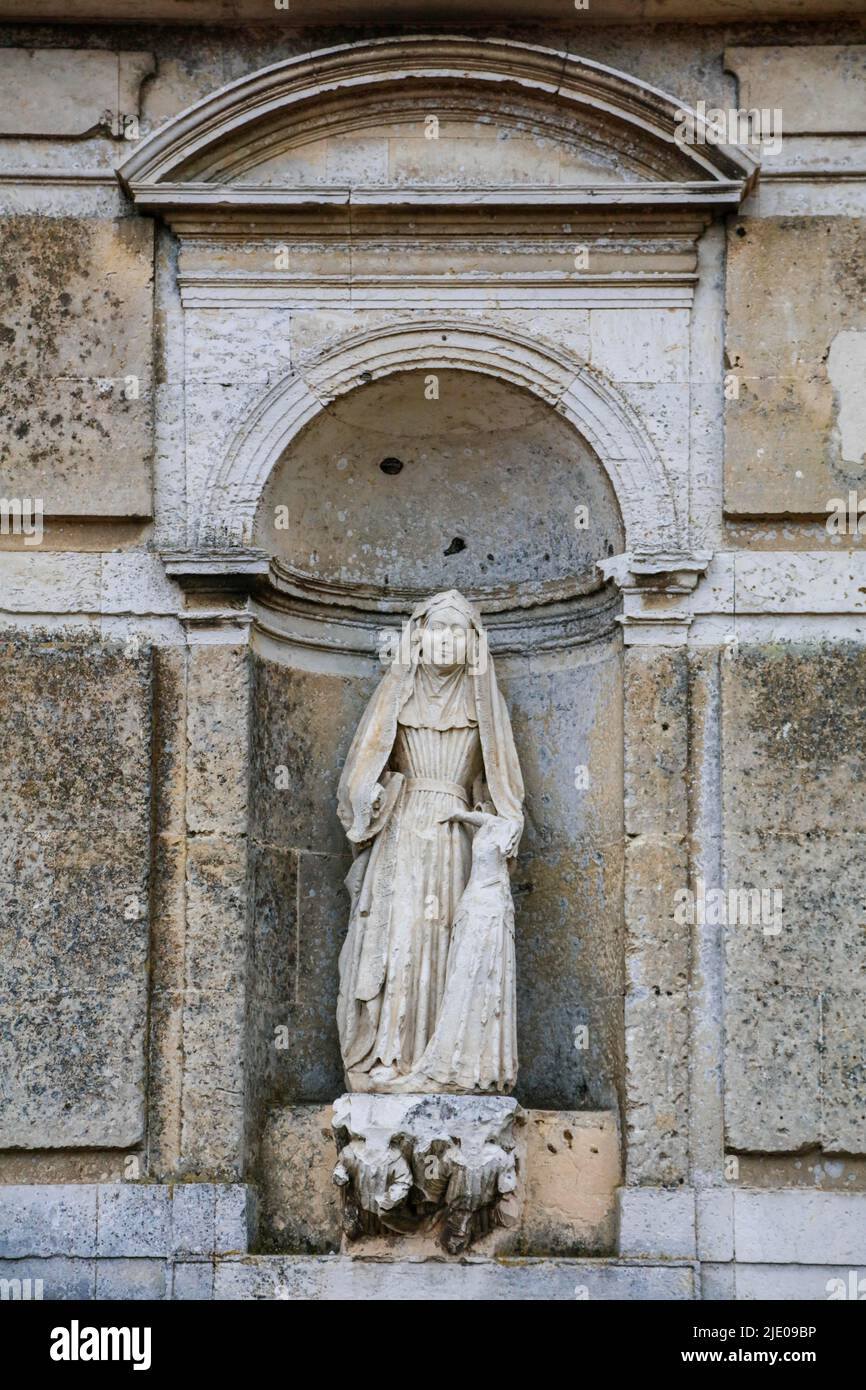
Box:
258 369 623 600
0 1258 94 1300
0 1183 255 1261
520 1111 619 1256
97 1186 171 1258
726 46 866 135
725 987 821 1153
623 990 690 1185
0 639 152 1148
618 1187 696 1259
696 1189 734 1263
0 216 154 516
259 1105 341 1254
725 218 866 517
0 1185 98 1258
624 647 689 837
94 1258 168 1301
734 1190 866 1265
733 1263 866 1301
185 644 249 835
212 1254 696 1301
0 48 154 137
722 645 866 1153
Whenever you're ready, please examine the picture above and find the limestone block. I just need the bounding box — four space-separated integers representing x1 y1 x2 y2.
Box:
172 1261 214 1300
724 831 866 992
701 1263 736 1300
623 646 689 837
734 1191 866 1264
734 1263 864 1301
97 1186 171 1258
624 833 690 993
697 1189 734 1262
724 988 821 1152
0 639 152 1149
0 1185 97 1258
618 1187 696 1259
726 46 866 135
0 216 154 517
724 218 866 517
215 1185 257 1255
0 554 101 613
181 835 248 1174
0 49 153 137
722 643 866 834
185 644 249 835
624 990 690 1185
171 1185 217 1257
821 990 866 1153
0 1258 94 1300
95 1259 168 1301
259 1105 341 1254
212 1254 695 1302
722 644 866 1152
590 309 689 384
520 1111 619 1255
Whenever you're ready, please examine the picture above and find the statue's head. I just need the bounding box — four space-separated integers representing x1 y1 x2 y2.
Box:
417 589 478 672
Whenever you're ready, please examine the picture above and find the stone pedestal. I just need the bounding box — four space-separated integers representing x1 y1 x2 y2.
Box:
332 1093 523 1256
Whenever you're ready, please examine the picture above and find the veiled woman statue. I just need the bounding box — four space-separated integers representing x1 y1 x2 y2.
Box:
336 590 524 1095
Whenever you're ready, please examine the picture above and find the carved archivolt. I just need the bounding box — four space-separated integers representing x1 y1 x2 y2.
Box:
201 319 681 559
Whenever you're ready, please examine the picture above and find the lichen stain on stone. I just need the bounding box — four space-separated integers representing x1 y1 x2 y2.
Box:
738 642 866 765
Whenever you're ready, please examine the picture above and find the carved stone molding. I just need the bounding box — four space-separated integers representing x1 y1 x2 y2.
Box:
195 319 681 561
599 549 714 645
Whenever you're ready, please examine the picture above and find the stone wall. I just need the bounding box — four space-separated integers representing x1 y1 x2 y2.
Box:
1 14 866 1300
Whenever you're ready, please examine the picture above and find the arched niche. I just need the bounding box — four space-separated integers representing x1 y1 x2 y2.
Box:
257 368 624 603
246 368 625 1114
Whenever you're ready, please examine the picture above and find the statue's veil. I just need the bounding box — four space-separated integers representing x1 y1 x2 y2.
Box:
336 589 524 850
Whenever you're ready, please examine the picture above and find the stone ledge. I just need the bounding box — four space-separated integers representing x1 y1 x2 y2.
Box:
0 1184 255 1260
211 1255 696 1301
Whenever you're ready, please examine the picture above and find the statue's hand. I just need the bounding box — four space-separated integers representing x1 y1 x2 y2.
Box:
438 808 484 828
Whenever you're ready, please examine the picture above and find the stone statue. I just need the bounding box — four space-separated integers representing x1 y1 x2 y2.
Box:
336 589 525 1096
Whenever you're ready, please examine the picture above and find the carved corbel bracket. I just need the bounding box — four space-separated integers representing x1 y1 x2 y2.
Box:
599 550 713 646
332 1093 524 1255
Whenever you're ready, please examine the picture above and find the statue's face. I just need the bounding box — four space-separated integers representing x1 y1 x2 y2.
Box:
422 608 470 670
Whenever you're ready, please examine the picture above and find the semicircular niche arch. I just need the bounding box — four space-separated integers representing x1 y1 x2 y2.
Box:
202 320 680 582
255 366 624 613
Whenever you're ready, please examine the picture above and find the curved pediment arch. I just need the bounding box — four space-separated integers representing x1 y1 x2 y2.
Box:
119 35 758 209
